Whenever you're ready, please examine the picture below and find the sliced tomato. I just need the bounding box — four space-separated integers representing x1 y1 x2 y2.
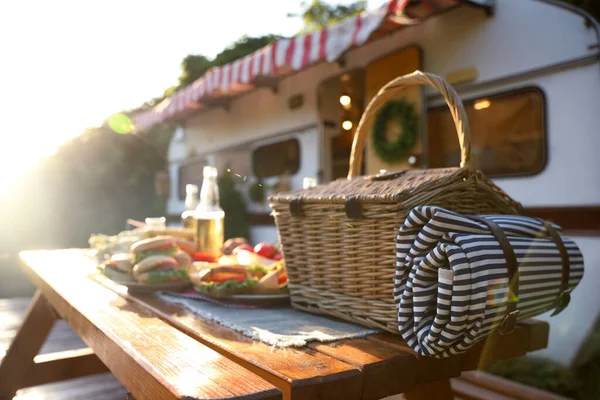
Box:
193 252 218 263
154 242 177 251
254 243 277 259
232 244 254 254
211 272 247 283
277 273 288 285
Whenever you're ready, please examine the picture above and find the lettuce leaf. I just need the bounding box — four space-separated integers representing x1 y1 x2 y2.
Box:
134 247 178 264
247 264 269 275
146 268 188 283
195 277 259 293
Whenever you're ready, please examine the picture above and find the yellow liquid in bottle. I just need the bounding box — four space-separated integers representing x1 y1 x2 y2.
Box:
195 217 224 254
181 211 197 232
181 211 224 253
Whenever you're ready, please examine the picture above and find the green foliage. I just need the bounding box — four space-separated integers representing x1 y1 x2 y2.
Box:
487 314 600 400
572 316 600 400
213 35 283 68
176 34 282 91
248 181 265 204
218 169 250 241
487 357 587 399
9 123 174 250
178 54 214 89
372 100 419 163
288 0 367 32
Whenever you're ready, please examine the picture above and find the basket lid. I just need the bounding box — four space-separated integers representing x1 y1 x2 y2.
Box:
270 167 469 204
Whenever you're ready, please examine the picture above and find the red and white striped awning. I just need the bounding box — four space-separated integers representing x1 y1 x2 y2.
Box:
132 0 492 132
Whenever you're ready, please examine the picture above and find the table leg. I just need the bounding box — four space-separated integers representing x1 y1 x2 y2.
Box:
0 290 57 400
404 378 453 400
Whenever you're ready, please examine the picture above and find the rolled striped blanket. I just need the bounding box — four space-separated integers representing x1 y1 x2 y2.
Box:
395 206 584 358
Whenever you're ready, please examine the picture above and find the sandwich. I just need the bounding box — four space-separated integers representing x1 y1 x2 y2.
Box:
190 264 258 297
133 255 189 284
174 251 192 269
173 238 196 255
249 260 289 295
101 253 134 282
130 236 179 264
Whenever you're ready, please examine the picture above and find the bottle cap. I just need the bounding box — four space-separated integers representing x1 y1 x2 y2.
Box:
203 166 218 178
186 184 199 193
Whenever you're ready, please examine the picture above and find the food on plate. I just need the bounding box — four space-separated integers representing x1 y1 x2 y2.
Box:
250 260 288 295
100 253 134 282
193 251 219 263
246 264 269 279
232 243 254 255
90 226 194 261
173 238 196 255
218 254 239 265
89 229 144 260
222 237 249 255
130 236 179 264
133 255 189 284
235 249 278 267
144 227 195 241
190 265 258 297
253 243 277 259
174 251 192 269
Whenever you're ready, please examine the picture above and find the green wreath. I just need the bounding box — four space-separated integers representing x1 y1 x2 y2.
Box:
371 99 418 163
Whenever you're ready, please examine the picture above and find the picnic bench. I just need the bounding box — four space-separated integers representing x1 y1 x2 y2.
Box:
0 249 558 400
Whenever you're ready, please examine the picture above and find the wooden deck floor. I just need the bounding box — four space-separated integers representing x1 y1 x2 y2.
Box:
1 297 568 400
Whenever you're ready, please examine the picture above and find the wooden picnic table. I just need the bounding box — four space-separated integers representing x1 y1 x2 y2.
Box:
0 249 550 400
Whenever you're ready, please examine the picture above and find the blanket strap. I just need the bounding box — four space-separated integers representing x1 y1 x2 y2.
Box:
542 221 571 316
470 216 519 335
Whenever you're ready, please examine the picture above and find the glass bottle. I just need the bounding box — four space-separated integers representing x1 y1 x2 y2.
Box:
184 167 225 253
181 184 199 231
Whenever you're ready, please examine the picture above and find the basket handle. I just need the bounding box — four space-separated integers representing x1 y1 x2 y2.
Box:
347 70 473 179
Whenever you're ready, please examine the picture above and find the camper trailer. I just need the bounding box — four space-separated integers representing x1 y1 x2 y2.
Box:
134 0 600 366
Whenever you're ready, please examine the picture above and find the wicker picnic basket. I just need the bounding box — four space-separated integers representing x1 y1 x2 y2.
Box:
269 71 523 333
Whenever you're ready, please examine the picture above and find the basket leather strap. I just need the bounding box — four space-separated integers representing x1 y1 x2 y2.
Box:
541 221 571 316
345 196 363 219
289 197 303 217
469 216 519 335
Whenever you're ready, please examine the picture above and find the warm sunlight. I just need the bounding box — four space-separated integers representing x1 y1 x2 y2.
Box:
1 0 376 198
0 105 104 197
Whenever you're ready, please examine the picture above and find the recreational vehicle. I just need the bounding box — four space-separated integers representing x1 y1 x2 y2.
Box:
133 0 600 366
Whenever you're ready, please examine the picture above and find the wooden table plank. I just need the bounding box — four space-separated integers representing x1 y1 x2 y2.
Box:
20 250 550 400
118 291 363 400
101 276 549 400
307 338 418 400
19 250 281 400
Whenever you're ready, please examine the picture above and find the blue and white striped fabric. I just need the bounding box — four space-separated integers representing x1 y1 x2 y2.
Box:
394 206 584 358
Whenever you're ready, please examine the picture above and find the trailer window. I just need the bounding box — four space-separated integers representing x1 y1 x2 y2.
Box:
252 139 300 178
427 88 546 177
178 159 208 200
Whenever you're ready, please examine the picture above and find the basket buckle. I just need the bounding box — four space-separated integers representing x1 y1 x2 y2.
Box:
551 290 571 316
498 310 519 336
